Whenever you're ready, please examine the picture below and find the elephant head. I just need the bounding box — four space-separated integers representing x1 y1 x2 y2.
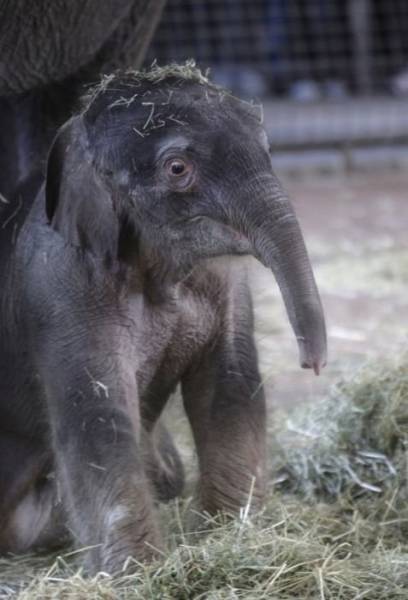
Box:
45 63 327 374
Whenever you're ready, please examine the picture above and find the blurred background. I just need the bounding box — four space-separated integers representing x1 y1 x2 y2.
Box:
148 0 408 407
148 0 408 171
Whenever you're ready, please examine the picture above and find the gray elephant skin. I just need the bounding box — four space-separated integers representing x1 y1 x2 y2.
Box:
0 65 327 574
0 0 166 202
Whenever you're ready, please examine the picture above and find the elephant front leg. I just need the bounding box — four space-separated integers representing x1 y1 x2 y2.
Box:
182 321 267 516
41 346 160 574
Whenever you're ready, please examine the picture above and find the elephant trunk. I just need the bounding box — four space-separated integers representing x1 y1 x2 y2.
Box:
234 180 327 374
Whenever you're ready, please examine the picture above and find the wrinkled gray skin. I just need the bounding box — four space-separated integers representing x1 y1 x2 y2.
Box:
0 0 165 201
0 71 327 574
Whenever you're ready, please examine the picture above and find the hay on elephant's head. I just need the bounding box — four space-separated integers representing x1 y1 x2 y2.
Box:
125 59 212 86
81 60 264 128
81 60 215 111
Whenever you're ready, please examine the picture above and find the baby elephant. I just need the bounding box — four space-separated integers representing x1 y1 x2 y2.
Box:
0 64 326 573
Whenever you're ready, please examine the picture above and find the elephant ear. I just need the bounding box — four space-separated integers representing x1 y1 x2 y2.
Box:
45 116 119 262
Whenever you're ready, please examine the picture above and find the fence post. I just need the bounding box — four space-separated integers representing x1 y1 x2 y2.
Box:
348 0 373 94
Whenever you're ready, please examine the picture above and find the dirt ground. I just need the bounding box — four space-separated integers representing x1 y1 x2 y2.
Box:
249 169 408 410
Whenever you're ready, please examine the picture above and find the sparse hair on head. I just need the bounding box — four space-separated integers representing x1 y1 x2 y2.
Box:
81 60 218 112
80 60 263 125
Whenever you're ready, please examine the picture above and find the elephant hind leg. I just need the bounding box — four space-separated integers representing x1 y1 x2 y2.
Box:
1 475 68 554
143 421 185 503
0 432 68 554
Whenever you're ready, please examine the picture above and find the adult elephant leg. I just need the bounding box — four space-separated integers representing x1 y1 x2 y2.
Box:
0 0 166 199
85 0 168 75
181 279 267 516
0 90 69 199
0 0 167 95
0 98 18 203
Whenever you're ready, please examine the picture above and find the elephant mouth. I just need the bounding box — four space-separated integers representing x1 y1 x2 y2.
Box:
158 215 252 255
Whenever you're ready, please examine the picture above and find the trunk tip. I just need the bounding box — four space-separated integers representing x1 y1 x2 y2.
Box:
301 359 326 376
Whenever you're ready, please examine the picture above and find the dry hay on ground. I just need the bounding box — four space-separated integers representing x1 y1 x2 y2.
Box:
1 355 408 599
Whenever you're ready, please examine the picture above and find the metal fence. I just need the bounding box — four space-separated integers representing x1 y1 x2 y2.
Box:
147 1 408 155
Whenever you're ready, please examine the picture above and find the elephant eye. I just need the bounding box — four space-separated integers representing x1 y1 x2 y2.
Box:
166 158 188 177
164 157 195 190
